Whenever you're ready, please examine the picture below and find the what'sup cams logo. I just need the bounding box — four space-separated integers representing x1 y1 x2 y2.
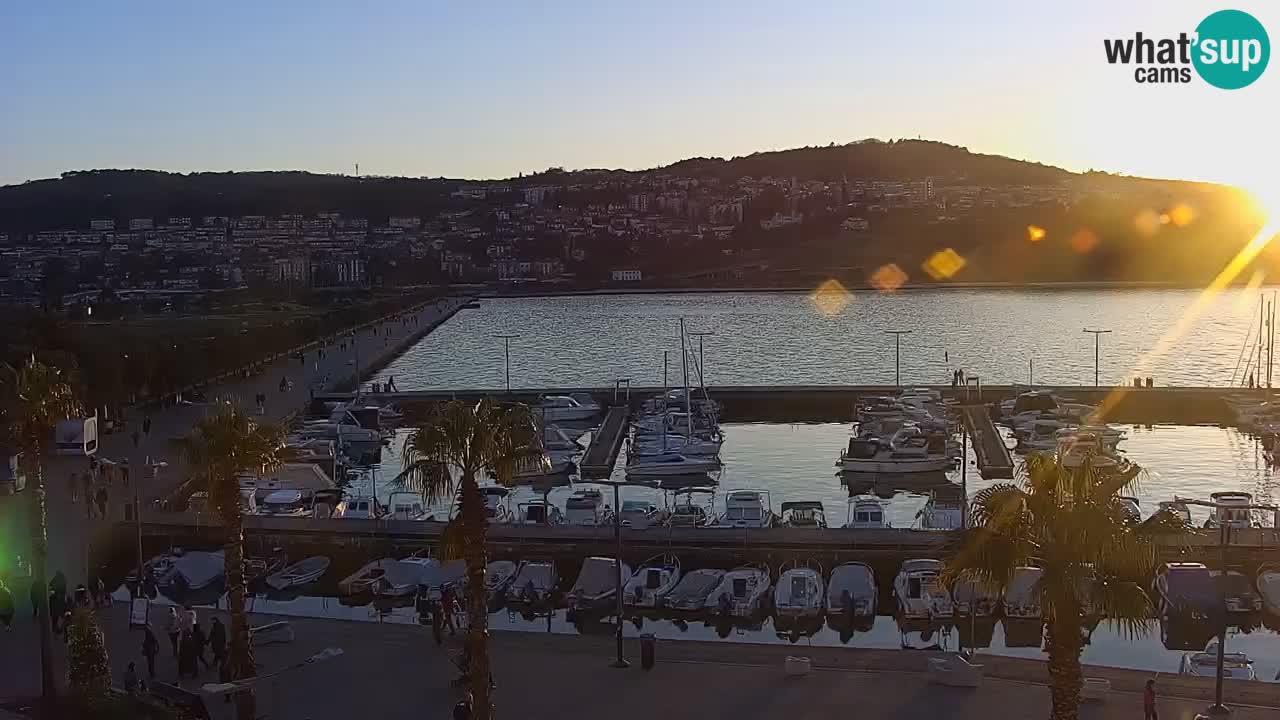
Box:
1104 9 1269 88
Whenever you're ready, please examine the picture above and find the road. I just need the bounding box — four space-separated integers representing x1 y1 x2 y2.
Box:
0 296 469 588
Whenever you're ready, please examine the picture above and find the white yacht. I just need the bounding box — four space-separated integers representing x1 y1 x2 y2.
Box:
774 564 825 620
266 556 330 590
626 452 721 477
951 576 1000 617
542 425 585 453
705 566 772 617
633 411 717 435
624 554 682 608
717 490 774 528
662 569 725 610
480 486 513 524
894 559 953 620
484 560 519 601
564 488 611 526
156 550 224 592
1057 433 1120 470
630 433 723 458
666 488 716 528
332 494 385 520
826 562 877 621
257 489 311 518
1180 642 1257 680
779 501 828 528
1204 492 1258 529
838 427 953 473
915 494 963 530
508 561 558 604
386 492 431 521
1003 566 1044 619
567 556 629 611
844 497 889 529
1118 496 1142 524
514 501 564 526
1016 419 1071 451
538 394 601 422
617 499 666 529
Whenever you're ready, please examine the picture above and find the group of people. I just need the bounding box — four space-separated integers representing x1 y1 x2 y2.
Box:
417 585 461 646
154 605 228 681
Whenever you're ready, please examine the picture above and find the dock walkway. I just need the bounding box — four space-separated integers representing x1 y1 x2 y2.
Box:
961 404 1014 479
578 406 630 479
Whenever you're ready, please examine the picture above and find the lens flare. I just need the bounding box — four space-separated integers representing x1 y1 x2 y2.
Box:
870 264 908 293
1070 229 1099 254
923 248 966 280
811 278 852 316
1027 225 1046 243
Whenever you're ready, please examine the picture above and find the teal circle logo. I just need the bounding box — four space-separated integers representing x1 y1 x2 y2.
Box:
1192 9 1270 89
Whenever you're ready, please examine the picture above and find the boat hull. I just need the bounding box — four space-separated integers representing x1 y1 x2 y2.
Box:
838 456 952 473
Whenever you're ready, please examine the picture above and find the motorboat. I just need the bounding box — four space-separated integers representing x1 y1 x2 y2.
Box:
1204 492 1257 529
617 499 666 529
256 489 312 518
542 425 585 453
538 394 601 422
566 556 629 611
894 559 953 620
507 561 558 604
1002 391 1094 423
1057 433 1120 470
564 488 611 526
633 411 717 436
1118 496 1142 524
826 562 877 622
241 463 337 514
662 568 725 611
155 550 224 592
1180 642 1257 680
774 564 825 620
1152 562 1216 621
266 556 331 590
514 501 564 526
386 492 432 521
716 490 774 528
705 566 772 617
332 494 386 520
514 454 573 480
296 420 382 446
412 558 467 600
1257 563 1280 615
666 488 716 528
624 554 681 608
951 575 1000 617
1155 500 1193 525
626 452 721 477
630 434 723 458
338 558 398 595
1016 419 1072 451
838 427 953 473
480 486 513 524
1211 570 1263 614
915 494 963 530
484 560 519 601
779 501 828 528
1003 566 1044 619
844 497 889 529
372 557 440 598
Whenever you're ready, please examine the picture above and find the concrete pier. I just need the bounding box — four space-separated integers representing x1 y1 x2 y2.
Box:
579 407 629 479
961 404 1014 479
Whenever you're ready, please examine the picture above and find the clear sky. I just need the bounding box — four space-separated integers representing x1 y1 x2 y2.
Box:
1 1 1276 197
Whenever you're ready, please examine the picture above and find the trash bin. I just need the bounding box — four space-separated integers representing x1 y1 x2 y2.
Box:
640 633 656 670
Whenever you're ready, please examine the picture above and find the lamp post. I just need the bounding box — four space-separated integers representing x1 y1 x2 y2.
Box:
884 330 912 388
593 477 660 669
1082 328 1111 387
494 334 519 394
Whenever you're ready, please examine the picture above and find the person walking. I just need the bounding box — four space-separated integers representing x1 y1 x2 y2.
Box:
0 578 14 630
95 484 109 520
209 617 227 668
1143 679 1158 720
68 472 80 503
162 606 180 657
440 585 458 636
191 617 211 670
178 630 196 679
83 474 95 518
29 578 42 620
141 624 160 679
123 661 140 694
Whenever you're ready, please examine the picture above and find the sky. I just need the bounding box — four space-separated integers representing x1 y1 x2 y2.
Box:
1 1 1277 200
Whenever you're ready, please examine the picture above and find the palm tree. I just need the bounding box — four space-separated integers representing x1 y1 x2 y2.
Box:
177 404 284 720
395 399 543 720
1 357 82 703
946 451 1187 720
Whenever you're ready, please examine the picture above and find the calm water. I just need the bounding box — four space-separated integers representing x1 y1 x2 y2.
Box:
371 290 1270 389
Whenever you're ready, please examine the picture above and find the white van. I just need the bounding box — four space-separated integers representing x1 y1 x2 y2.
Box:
52 416 98 456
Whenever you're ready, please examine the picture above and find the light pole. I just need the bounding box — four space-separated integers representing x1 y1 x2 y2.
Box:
884 330 912 387
494 334 519 394
688 331 715 387
594 477 660 669
1082 328 1111 387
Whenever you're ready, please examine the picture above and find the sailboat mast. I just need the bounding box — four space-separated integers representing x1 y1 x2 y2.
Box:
680 318 692 440
1258 295 1264 388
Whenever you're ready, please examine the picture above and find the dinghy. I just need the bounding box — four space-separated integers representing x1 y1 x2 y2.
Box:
774 563 825 620
507 561 558 604
338 558 398 595
661 568 724 611
826 562 877 622
704 566 772 617
567 556 630 611
623 554 681 608
266 556 330 590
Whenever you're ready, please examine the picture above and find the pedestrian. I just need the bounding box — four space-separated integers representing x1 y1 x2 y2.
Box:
69 472 80 503
440 585 458 636
124 661 140 694
94 576 107 608
95 485 109 519
209 617 227 667
121 459 130 488
430 597 444 646
82 474 94 514
162 606 180 657
178 630 196 678
1144 679 1158 720
0 578 14 630
29 578 42 620
279 377 287 393
452 699 472 720
191 618 211 669
142 624 160 679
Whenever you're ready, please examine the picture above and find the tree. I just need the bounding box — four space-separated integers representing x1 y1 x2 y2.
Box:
394 399 543 720
0 357 83 704
177 405 284 720
66 606 112 701
946 452 1188 720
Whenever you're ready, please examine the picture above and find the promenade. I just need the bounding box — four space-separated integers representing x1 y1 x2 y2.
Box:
0 295 470 589
2 603 1278 719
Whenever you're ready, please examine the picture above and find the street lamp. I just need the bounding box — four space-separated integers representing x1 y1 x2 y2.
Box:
494 334 519 394
1082 328 1111 387
884 330 912 387
1175 496 1280 719
592 477 661 669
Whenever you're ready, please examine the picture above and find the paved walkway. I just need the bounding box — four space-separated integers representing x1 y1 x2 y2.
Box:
2 605 1277 719
0 296 468 588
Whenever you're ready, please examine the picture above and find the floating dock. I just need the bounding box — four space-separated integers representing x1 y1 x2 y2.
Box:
579 407 629 479
961 404 1015 479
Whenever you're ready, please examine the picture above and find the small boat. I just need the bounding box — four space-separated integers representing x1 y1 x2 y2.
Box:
915 493 962 530
1118 496 1142 524
386 491 432 521
951 575 1000 617
1003 566 1044 619
374 557 441 598
332 494 385 520
266 556 331 590
894 559 953 620
626 452 721 477
1180 642 1257 680
630 434 723 458
779 501 828 528
338 558 398 595
514 455 574 480
1204 492 1257 529
844 497 889 529
480 486 513 524
838 427 953 473
662 569 725 611
538 394 601 422
413 558 467 599
617 499 667 529
716 490 774 528
542 425 585 453
1211 570 1263 614
564 488 611 526
1259 563 1280 616
256 489 312 518
1152 562 1215 621
159 550 225 592
826 562 877 623
514 501 564 526
705 565 772 617
1057 433 1121 470
666 488 716 528
567 557 629 611
774 563 825 620
485 560 519 600
624 554 682 608
1154 500 1193 525
507 561 558 604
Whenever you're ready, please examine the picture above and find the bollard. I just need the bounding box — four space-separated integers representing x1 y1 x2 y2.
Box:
640 633 656 670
